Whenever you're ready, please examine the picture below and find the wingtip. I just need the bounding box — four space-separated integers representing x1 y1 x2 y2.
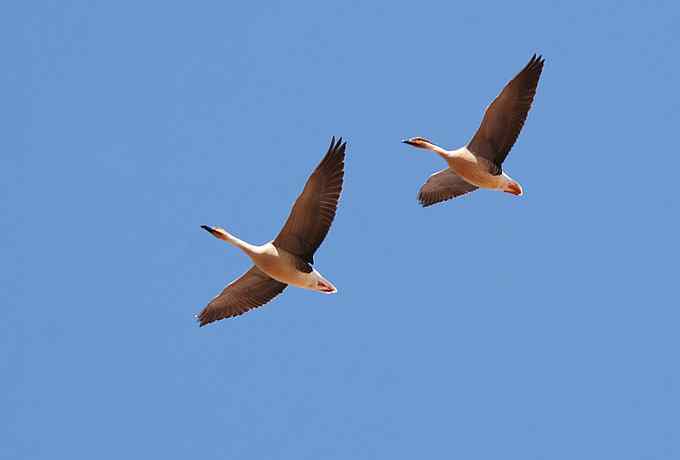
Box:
195 313 206 327
329 136 346 153
523 53 545 74
329 135 347 152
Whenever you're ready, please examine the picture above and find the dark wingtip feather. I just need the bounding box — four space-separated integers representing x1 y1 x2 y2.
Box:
417 192 430 207
418 197 436 208
196 312 209 327
338 140 347 156
526 53 545 70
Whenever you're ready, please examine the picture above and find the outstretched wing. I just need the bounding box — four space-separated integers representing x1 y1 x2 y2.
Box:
418 168 478 207
273 137 346 264
468 54 544 171
197 266 287 326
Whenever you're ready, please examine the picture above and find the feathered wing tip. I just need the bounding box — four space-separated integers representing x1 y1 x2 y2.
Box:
528 53 545 65
467 53 545 168
524 54 546 74
196 266 287 326
272 136 346 264
417 169 479 207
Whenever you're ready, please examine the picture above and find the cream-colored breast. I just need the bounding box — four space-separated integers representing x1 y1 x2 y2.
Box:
448 147 505 189
249 244 317 289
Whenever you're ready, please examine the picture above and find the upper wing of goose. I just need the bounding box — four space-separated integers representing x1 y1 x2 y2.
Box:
468 54 544 172
273 137 346 264
197 266 287 326
418 168 478 207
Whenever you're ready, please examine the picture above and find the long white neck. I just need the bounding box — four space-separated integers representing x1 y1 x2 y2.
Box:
220 230 259 255
423 142 452 160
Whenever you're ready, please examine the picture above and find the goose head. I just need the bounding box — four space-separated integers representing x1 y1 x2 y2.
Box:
201 225 230 241
402 137 436 150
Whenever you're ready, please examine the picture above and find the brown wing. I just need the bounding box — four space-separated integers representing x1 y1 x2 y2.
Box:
273 137 346 264
468 54 544 171
197 266 287 326
418 168 478 207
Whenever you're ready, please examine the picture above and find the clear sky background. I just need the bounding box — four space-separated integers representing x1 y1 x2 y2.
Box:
4 1 680 458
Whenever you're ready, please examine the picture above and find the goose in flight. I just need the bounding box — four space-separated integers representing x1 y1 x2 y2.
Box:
197 137 346 326
403 54 544 207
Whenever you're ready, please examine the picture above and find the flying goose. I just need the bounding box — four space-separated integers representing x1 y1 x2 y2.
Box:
197 137 346 326
403 54 544 206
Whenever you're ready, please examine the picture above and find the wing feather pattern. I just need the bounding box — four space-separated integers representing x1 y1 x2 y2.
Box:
468 54 544 171
273 137 346 264
418 168 478 207
197 266 287 326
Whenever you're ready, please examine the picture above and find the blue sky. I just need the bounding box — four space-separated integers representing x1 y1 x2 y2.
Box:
4 1 680 458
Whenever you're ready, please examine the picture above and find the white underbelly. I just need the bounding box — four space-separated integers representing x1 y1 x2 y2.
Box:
448 148 508 190
270 268 317 289
250 247 337 293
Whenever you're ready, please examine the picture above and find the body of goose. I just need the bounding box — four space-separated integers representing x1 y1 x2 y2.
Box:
403 54 545 207
197 137 346 326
